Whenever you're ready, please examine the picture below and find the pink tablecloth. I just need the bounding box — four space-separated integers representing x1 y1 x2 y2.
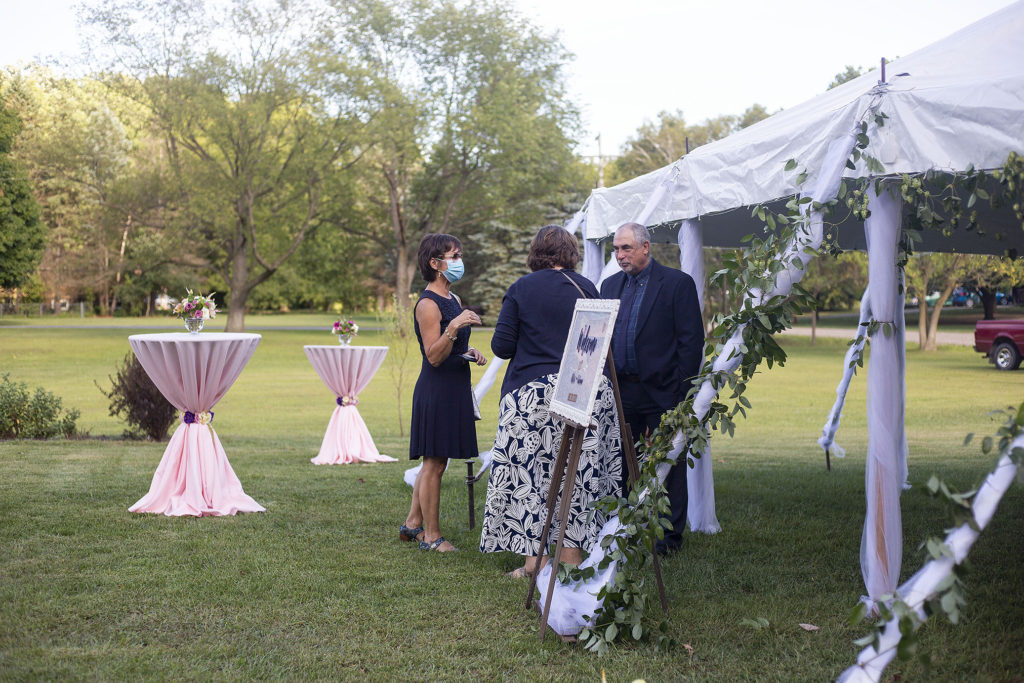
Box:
304 345 395 464
128 332 265 516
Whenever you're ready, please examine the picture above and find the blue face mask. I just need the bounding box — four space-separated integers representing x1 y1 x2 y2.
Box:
442 258 465 283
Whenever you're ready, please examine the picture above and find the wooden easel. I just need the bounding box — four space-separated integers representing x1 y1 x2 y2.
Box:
525 350 669 641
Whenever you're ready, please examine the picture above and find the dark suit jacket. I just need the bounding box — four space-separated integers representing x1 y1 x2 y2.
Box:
600 258 704 412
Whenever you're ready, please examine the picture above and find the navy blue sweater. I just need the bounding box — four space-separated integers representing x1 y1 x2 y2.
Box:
491 268 598 398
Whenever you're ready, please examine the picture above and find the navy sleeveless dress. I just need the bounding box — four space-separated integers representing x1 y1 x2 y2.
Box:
409 290 479 460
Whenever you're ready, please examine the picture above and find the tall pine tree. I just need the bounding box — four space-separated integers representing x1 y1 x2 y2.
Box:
0 100 43 290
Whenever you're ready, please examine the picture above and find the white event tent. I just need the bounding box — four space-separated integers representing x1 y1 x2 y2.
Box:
538 0 1024 671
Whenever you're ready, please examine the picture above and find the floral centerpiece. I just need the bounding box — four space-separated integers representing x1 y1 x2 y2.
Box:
173 290 217 333
332 318 359 345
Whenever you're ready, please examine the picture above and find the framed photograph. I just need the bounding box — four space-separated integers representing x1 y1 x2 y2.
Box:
549 299 620 428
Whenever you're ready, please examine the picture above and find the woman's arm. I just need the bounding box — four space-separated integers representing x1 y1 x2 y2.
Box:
490 289 520 359
417 298 481 367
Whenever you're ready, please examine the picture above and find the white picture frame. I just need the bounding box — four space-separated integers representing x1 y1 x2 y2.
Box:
549 298 620 428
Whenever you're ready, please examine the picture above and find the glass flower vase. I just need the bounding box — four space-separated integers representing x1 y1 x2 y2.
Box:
337 333 352 346
184 317 205 334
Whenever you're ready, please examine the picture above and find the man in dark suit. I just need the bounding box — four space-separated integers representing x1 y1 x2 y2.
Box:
600 222 704 554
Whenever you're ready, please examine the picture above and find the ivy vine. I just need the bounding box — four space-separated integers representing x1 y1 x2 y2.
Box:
847 402 1024 665
567 108 1024 655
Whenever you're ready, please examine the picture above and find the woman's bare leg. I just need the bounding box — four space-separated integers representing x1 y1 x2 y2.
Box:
418 457 455 551
521 546 581 574
403 465 424 539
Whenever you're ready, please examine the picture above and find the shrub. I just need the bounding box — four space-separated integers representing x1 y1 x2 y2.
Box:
99 353 176 441
0 374 80 439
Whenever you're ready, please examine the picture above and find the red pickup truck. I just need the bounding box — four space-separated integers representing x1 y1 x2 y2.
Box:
974 319 1024 370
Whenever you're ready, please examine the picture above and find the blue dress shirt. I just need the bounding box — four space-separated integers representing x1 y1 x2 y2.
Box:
612 261 652 375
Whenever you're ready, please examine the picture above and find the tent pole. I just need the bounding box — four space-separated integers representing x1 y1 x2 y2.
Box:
860 182 904 606
678 220 719 534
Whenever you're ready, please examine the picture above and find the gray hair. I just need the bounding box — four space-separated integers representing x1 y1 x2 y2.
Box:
618 222 651 245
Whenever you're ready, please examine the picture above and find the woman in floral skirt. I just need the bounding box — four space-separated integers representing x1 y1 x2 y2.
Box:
479 225 622 576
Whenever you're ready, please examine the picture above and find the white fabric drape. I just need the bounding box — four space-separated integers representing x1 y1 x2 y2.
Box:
677 219 705 310
860 184 904 605
677 220 720 534
564 209 585 235
896 271 910 489
818 286 871 458
838 431 1024 682
595 254 620 289
583 240 604 285
570 206 607 286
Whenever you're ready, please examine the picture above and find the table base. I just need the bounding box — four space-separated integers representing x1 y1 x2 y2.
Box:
311 406 398 465
130 424 265 516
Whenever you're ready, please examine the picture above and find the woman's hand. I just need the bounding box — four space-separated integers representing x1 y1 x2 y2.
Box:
466 348 488 366
449 308 481 331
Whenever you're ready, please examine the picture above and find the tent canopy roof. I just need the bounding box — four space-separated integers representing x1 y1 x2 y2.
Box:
585 1 1024 255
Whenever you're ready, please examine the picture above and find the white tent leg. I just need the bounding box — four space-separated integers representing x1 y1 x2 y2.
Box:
678 219 705 311
838 433 1023 682
678 220 719 534
896 271 910 489
861 183 904 605
583 239 604 285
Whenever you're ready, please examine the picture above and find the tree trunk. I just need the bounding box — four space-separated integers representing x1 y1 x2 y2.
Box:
923 282 958 351
226 285 248 332
225 228 249 332
395 246 413 310
918 300 929 351
811 308 818 345
979 287 997 320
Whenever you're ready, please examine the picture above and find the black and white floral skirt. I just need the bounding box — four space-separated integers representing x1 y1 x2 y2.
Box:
479 373 622 555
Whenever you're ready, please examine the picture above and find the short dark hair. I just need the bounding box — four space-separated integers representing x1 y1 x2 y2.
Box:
417 233 462 282
527 225 580 272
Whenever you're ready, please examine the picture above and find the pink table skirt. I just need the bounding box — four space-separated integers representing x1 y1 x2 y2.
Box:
128 333 265 516
128 420 265 516
304 345 395 464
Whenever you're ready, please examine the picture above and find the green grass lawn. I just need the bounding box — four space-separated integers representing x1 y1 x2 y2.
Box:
1 321 1022 680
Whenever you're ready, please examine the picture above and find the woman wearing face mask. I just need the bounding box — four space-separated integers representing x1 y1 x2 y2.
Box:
400 233 487 552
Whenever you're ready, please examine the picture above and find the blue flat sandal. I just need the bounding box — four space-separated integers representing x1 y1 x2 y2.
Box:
419 536 457 552
399 524 423 542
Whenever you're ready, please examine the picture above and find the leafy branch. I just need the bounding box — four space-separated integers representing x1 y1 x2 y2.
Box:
847 403 1024 667
573 143 832 653
570 108 1024 655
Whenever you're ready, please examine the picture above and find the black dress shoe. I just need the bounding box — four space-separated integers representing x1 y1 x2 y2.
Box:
655 540 681 556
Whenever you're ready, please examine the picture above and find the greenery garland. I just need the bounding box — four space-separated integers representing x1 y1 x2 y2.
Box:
566 108 1024 655
847 402 1024 665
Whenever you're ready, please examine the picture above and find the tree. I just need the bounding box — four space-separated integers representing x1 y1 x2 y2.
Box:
959 254 1024 319
327 0 581 309
608 104 770 182
469 158 598 317
827 65 865 90
797 251 867 344
0 96 44 290
904 253 965 350
82 0 365 330
5 64 196 315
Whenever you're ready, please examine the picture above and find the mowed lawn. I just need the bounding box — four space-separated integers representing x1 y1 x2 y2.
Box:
0 319 1022 680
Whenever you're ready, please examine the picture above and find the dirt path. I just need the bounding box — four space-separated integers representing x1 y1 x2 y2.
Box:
783 325 974 347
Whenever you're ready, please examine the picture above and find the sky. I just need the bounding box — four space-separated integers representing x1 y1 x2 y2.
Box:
1 0 1017 158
